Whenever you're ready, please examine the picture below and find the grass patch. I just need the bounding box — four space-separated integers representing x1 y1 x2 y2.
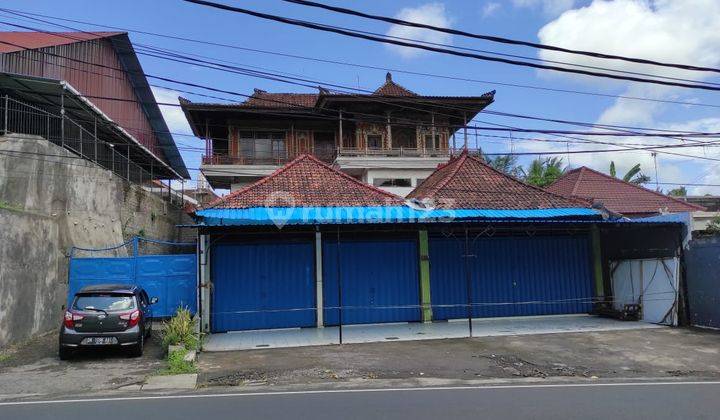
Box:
162 307 200 351
0 353 11 363
158 348 197 375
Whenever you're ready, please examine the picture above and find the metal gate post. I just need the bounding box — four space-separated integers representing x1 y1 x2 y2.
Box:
464 225 473 338
60 89 65 148
315 227 324 328
93 118 98 163
127 144 130 181
132 236 139 286
336 226 343 344
3 94 8 134
418 229 433 322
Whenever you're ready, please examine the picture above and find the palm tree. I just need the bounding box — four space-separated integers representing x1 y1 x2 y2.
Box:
523 157 565 187
610 161 651 185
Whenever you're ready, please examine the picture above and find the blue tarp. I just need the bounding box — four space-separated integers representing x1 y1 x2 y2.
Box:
195 206 601 226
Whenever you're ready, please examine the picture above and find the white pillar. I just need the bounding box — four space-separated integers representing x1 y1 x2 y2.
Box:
315 230 324 328
199 234 211 333
463 112 468 150
338 110 343 151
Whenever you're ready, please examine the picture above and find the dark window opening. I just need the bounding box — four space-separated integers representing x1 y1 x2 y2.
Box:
373 178 412 187
236 130 286 161
367 134 383 149
424 134 440 150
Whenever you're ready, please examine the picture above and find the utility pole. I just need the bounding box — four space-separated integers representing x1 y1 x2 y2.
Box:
652 152 659 191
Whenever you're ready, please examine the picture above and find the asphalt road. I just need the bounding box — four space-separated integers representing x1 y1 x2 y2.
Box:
2 381 719 420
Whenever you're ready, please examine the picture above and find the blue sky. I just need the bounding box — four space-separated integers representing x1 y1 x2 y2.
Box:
3 0 720 194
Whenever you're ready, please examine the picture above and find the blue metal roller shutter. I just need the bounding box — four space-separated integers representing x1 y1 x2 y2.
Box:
429 235 593 320
323 237 421 325
211 241 315 332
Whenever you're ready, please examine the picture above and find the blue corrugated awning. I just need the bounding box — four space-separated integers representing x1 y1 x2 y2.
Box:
195 206 602 226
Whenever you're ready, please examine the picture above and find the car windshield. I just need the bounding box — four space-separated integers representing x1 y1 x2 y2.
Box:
73 294 135 312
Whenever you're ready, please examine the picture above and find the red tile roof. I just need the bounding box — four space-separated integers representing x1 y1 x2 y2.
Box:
407 151 587 209
206 154 405 209
546 166 705 215
373 72 417 96
0 31 123 53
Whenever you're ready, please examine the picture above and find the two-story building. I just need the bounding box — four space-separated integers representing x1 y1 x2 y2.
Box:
180 73 494 196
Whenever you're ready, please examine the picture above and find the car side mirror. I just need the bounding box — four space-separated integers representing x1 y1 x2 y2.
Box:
150 297 159 305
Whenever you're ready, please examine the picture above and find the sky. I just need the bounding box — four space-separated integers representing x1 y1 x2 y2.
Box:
3 0 720 194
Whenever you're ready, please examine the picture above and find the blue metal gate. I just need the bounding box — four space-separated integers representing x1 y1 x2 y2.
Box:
68 237 197 318
211 240 315 332
429 235 593 320
323 237 421 325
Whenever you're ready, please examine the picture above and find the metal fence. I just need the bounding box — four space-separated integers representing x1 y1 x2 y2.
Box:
69 236 197 318
1 95 154 185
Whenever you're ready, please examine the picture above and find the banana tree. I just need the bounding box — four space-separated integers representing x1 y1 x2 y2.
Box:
610 161 651 185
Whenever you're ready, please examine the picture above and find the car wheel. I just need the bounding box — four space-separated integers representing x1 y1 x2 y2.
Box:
129 334 144 358
59 347 72 361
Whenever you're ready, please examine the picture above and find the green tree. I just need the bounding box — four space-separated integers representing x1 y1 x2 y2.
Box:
523 157 565 188
667 186 687 197
706 215 720 234
610 161 651 185
485 154 523 178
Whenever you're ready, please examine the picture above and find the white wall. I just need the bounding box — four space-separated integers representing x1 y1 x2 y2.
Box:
365 168 435 197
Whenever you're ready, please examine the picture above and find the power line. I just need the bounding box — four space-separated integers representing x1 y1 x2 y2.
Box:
4 19 720 167
3 145 718 195
4 30 720 141
284 0 720 75
6 9 720 149
182 0 720 91
11 85 719 158
4 6 719 110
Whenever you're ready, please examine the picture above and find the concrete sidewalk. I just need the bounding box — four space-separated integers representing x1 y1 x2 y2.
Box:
203 315 663 351
198 327 720 388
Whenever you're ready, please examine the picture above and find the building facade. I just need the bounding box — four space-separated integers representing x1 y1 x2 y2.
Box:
180 73 494 196
0 31 189 181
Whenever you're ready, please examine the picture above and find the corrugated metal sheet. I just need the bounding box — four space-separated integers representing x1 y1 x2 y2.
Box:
68 254 196 318
323 237 421 325
196 206 601 226
429 235 593 320
0 33 190 176
136 255 197 318
211 240 315 332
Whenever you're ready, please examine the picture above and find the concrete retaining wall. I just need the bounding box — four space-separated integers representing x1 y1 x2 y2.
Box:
0 134 193 347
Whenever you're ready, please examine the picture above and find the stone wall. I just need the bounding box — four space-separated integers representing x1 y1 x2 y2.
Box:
0 134 193 347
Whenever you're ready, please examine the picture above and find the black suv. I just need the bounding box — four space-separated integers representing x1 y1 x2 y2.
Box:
59 284 158 360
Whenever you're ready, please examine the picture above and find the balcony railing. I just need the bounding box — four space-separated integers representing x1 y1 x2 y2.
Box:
201 147 452 166
337 147 450 158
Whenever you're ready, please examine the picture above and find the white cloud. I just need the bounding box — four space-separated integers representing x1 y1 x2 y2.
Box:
386 3 453 59
538 0 720 82
151 86 201 187
513 0 576 17
526 0 720 192
482 2 501 18
151 86 193 136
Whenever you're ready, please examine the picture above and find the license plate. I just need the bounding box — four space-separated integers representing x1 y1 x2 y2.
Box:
82 337 118 345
